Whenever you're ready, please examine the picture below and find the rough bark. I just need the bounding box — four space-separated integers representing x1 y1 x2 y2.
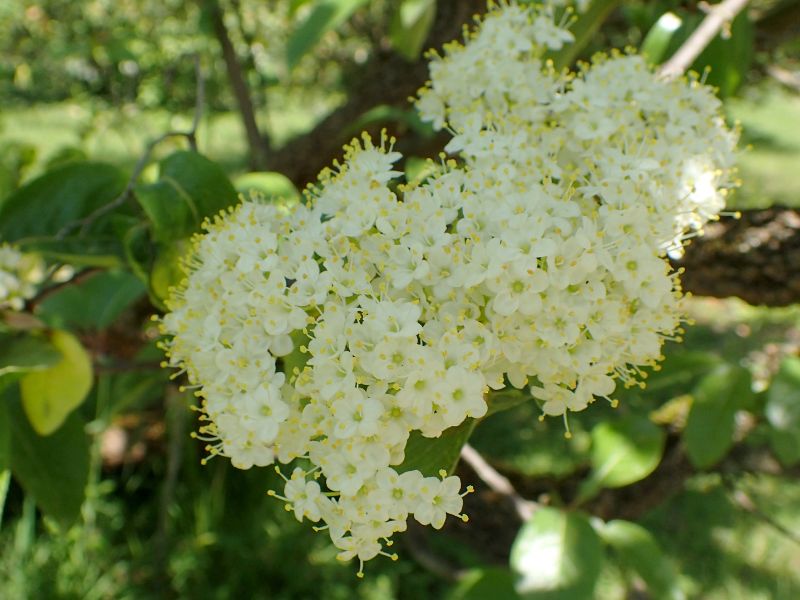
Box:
675 207 800 306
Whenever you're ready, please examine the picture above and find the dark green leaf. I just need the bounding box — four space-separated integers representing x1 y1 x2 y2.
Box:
0 162 127 241
6 386 90 525
577 415 665 502
0 400 9 472
547 0 621 70
510 507 604 599
287 0 370 70
470 400 589 479
0 331 61 377
135 151 238 242
684 365 751 469
36 270 145 330
650 10 754 97
598 519 683 600
399 419 477 477
765 357 800 466
390 0 436 61
486 389 533 417
449 567 520 600
16 235 125 268
644 350 722 394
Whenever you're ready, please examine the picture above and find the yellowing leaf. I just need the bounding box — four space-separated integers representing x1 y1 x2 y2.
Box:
20 330 93 436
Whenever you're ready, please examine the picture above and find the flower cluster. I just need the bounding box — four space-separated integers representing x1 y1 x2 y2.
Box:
0 243 44 310
160 1 737 573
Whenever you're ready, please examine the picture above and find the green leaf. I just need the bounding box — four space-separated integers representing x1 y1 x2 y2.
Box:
577 415 665 502
389 0 436 61
7 386 90 525
0 400 9 472
449 567 520 600
640 12 683 65
0 331 61 377
486 388 533 417
135 151 238 243
547 0 621 71
36 270 145 330
644 350 722 394
17 237 124 268
0 161 127 241
510 507 604 599
287 0 370 70
234 171 300 205
399 419 477 477
20 330 94 436
683 365 752 469
765 357 800 466
597 520 684 600
149 239 190 308
650 10 754 97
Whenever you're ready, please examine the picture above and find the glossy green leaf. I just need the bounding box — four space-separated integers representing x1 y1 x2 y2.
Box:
598 520 684 600
7 387 90 525
684 365 752 469
640 12 683 65
399 419 477 477
36 270 145 330
390 0 436 61
648 10 753 97
449 567 520 600
234 171 300 205
20 330 94 436
510 507 604 599
135 151 238 242
765 357 800 466
287 0 370 70
577 415 665 502
0 161 127 241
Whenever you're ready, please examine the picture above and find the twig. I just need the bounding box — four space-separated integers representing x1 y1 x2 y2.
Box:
25 266 103 312
767 64 800 92
658 0 750 79
56 54 206 240
460 444 538 522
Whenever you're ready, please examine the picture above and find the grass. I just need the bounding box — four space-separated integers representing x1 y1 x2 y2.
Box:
0 86 341 184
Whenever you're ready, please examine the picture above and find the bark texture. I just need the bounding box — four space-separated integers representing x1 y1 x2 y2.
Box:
676 207 800 306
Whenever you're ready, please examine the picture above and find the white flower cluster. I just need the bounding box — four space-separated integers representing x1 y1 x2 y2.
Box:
160 1 737 573
0 244 44 310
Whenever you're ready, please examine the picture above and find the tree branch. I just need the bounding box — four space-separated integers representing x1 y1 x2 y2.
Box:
659 0 751 79
56 55 206 240
204 0 269 170
460 444 538 522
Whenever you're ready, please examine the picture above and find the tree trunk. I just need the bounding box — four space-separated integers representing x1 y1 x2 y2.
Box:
204 0 269 170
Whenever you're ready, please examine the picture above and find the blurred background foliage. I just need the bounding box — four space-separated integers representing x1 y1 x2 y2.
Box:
1 0 800 598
